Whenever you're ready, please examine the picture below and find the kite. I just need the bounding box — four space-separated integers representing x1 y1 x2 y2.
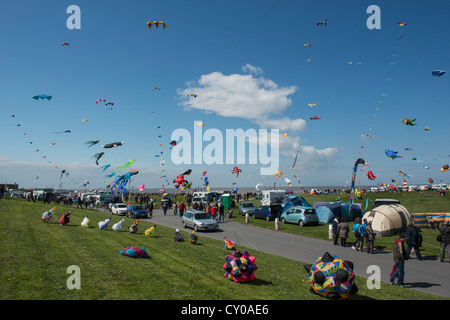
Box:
310 116 320 120
41 207 56 223
152 87 161 90
81 216 90 228
32 94 52 101
366 170 376 180
275 170 283 178
98 218 111 230
189 231 198 244
224 237 236 250
100 164 111 171
102 141 125 149
128 220 139 233
59 211 71 225
95 99 106 104
255 183 265 192
223 250 257 283
147 21 167 29
92 152 105 165
285 178 292 187
398 170 409 177
397 22 407 26
112 218 125 231
283 133 288 137
441 165 450 172
170 140 177 147
425 127 430 131
231 166 242 178
317 19 327 26
52 130 71 134
188 94 198 98
104 172 115 179
85 140 100 148
174 229 184 242
60 169 66 180
304 43 311 47
304 252 358 300
116 159 135 171
139 184 145 192
428 178 434 184
197 122 205 126
181 181 192 191
432 70 446 77
290 150 302 187
385 149 402 159
307 103 317 107
119 246 150 258
402 118 417 126
173 175 187 188
82 119 88 122
182 169 192 175
144 225 157 237
349 158 367 209
62 42 69 46
202 171 207 176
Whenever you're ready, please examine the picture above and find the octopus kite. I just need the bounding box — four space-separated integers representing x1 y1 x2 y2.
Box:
92 152 105 165
231 166 242 178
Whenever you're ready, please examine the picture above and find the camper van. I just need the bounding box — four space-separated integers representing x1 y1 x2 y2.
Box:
193 191 215 201
98 194 121 205
260 190 286 206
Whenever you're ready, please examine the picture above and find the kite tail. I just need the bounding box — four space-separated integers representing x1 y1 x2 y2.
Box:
290 169 301 186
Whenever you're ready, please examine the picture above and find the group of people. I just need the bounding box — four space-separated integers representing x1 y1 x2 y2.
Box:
332 217 376 254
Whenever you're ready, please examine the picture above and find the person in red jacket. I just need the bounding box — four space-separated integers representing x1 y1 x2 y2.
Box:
210 205 218 221
178 202 186 217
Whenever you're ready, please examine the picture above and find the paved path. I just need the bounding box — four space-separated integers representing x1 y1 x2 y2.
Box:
139 209 449 298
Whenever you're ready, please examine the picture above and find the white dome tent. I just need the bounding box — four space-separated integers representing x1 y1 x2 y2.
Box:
363 204 411 237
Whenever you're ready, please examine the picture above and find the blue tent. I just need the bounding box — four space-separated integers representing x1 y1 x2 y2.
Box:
281 195 312 213
313 201 363 223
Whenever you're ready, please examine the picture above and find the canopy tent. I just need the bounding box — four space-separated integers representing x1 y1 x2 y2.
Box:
362 204 411 237
313 201 363 223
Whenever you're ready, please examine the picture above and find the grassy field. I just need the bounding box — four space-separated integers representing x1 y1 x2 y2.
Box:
0 197 447 300
228 191 450 258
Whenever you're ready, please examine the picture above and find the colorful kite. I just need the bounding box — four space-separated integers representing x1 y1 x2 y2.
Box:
147 21 167 29
98 218 111 230
317 19 327 26
116 159 135 171
231 166 242 178
144 225 157 237
366 170 376 180
304 252 357 300
385 150 402 159
397 22 407 26
224 237 236 250
81 216 90 227
128 220 139 233
349 158 367 208
432 70 446 77
223 250 257 283
402 118 417 126
119 246 150 258
441 165 450 172
310 116 320 120
41 207 56 223
62 42 69 46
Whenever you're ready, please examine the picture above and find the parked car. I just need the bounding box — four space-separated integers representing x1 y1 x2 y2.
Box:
238 202 256 215
251 204 283 221
111 203 128 216
181 209 219 232
127 204 148 219
280 206 319 227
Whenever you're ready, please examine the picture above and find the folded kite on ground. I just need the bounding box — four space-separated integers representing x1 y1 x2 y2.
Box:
223 250 257 283
59 211 71 225
98 218 111 230
174 229 184 242
41 207 56 222
224 237 236 250
81 215 90 227
119 246 150 258
189 231 198 244
304 252 358 300
144 225 156 237
112 218 125 231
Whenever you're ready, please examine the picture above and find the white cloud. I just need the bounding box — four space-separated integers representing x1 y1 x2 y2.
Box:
178 66 297 121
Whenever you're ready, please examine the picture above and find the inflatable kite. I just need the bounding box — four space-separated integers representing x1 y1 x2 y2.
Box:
92 152 105 165
385 149 402 159
147 21 167 29
41 207 56 222
59 211 71 225
182 169 192 175
62 42 69 46
32 94 52 101
441 164 450 172
189 231 198 244
100 164 111 171
402 118 417 126
144 225 157 237
224 237 236 250
432 70 446 77
112 218 125 231
173 175 187 188
304 252 358 300
349 158 367 210
366 170 376 180
139 184 145 192
174 229 184 242
317 19 327 26
81 215 90 227
116 159 135 171
231 166 242 178
98 218 111 230
223 250 257 283
310 116 320 120
255 183 265 192
428 178 434 184
128 220 139 233
397 22 407 26
102 141 125 149
275 170 283 178
119 246 150 258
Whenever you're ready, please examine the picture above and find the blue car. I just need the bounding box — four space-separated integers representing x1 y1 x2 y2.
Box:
280 206 319 227
127 204 148 219
251 205 283 221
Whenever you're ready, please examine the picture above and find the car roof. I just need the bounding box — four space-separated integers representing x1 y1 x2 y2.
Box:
186 209 207 214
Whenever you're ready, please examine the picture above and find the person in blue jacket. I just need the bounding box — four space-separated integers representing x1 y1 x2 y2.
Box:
356 218 368 252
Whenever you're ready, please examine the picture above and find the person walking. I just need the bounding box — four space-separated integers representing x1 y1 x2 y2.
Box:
352 217 361 250
161 200 168 216
389 233 408 287
356 218 368 252
337 218 349 247
405 220 423 260
179 202 186 217
364 221 376 254
332 216 340 245
218 201 225 222
437 220 450 262
174 202 179 216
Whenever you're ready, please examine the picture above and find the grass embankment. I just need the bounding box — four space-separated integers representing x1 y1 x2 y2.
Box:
0 198 445 300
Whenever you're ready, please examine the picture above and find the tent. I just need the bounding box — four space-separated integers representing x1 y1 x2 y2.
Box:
362 204 411 237
281 195 311 213
313 201 363 223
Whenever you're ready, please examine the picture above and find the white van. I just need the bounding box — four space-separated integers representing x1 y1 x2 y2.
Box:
261 190 286 206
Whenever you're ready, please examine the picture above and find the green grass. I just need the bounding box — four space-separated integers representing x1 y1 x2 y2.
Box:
229 191 450 258
0 198 446 300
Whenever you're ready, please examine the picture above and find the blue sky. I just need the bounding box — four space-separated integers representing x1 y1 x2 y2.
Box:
1 0 449 190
